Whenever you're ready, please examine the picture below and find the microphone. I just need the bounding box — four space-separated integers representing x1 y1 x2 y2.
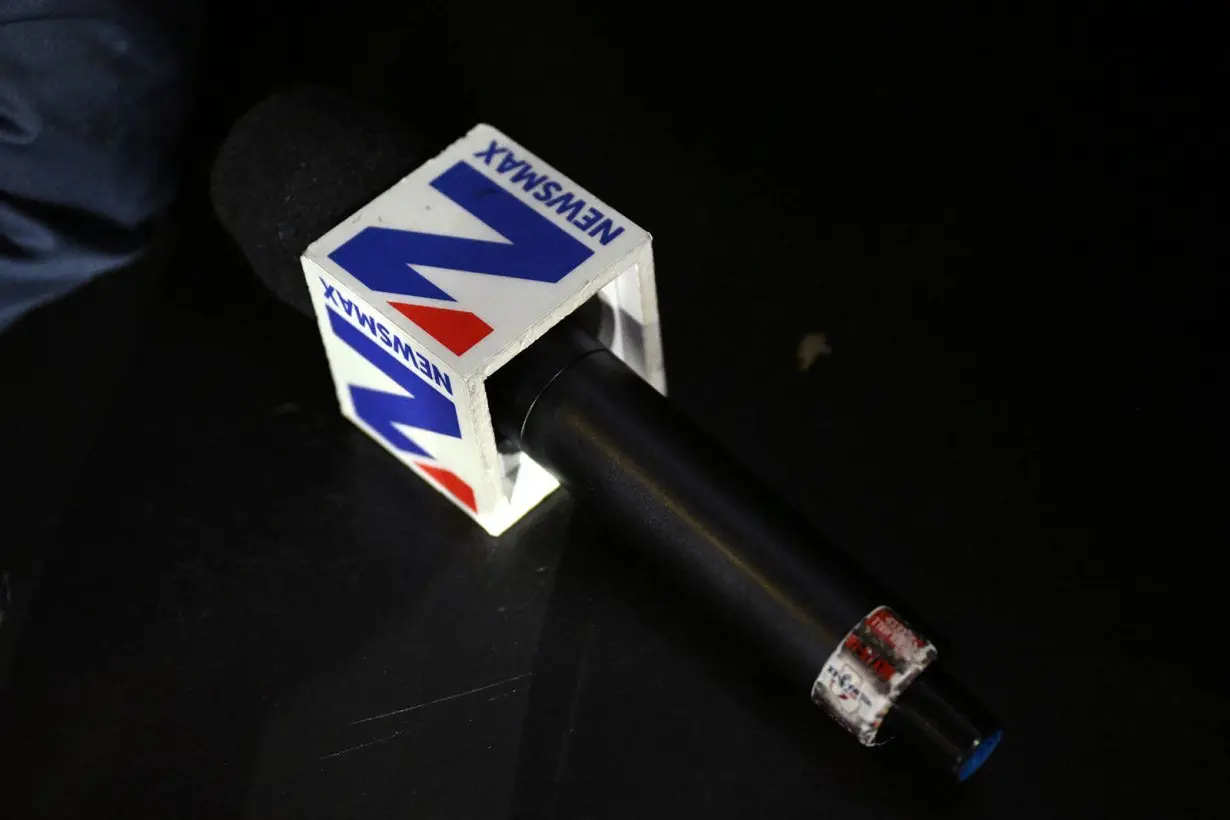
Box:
212 88 1002 782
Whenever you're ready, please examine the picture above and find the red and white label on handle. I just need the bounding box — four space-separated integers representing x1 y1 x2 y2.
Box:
811 606 937 746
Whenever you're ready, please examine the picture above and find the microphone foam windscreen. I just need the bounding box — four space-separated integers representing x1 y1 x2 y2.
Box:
210 86 422 318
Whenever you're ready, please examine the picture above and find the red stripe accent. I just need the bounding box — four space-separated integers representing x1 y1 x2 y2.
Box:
389 302 493 356
414 462 477 512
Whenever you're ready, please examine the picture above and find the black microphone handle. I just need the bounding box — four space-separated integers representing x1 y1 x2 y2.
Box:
487 322 1001 781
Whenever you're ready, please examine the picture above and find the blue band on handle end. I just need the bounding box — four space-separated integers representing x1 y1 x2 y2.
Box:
958 730 1002 781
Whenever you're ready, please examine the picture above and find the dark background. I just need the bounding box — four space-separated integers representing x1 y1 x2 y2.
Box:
0 4 1222 818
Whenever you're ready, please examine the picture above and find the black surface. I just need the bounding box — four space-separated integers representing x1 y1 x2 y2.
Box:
0 255 158 684
0 4 1222 818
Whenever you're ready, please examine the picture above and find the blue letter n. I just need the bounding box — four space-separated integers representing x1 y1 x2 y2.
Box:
329 308 460 458
327 161 594 301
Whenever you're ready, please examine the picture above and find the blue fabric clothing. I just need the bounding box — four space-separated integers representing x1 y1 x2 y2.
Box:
0 0 196 329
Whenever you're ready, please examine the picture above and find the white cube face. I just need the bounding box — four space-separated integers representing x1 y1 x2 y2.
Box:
301 124 661 535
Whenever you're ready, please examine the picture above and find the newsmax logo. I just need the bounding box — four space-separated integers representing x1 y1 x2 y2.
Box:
328 143 620 357
323 289 476 511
